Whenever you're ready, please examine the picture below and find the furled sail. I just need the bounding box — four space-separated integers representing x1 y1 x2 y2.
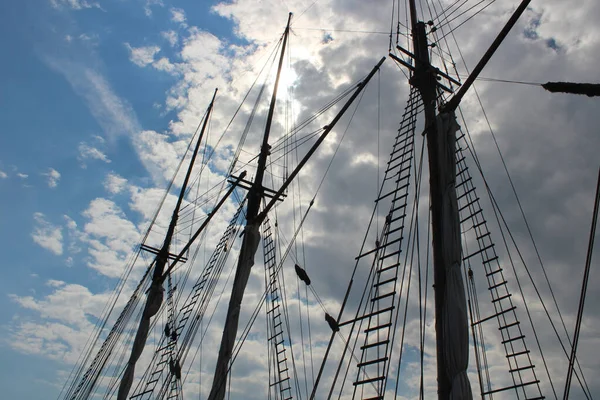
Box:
437 112 472 399
117 267 165 400
208 221 261 400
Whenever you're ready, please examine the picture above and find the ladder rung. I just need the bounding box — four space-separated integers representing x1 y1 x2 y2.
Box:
270 377 290 387
457 186 476 201
338 306 394 326
509 364 535 373
339 307 395 327
353 375 386 385
361 339 390 350
492 293 512 303
395 173 410 184
483 256 499 265
376 188 406 203
131 389 155 398
489 280 507 290
463 243 494 260
501 334 525 344
506 350 530 358
481 380 540 395
385 158 411 174
476 232 491 241
357 356 388 368
374 277 396 287
460 209 481 224
456 177 472 189
388 213 407 225
380 249 401 260
458 197 480 212
387 225 404 236
390 203 407 214
371 291 396 302
486 268 503 277
377 263 400 274
472 306 516 326
472 219 488 230
365 322 392 333
390 142 413 159
355 237 404 260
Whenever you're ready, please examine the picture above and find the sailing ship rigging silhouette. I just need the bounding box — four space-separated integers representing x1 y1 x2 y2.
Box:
58 1 598 399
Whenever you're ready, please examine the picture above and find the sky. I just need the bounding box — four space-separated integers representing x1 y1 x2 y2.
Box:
1 0 599 399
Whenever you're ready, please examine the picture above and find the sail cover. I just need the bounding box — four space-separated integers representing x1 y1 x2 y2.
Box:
437 112 472 399
208 221 261 400
117 280 164 400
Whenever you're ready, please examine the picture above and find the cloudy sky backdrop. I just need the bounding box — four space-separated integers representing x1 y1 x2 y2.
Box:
1 0 598 399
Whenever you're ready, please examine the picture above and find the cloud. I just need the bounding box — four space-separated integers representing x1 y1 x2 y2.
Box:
78 142 110 165
50 0 100 10
44 58 140 141
31 212 63 256
43 168 61 188
80 198 140 277
161 30 178 47
144 0 163 17
11 0 600 398
124 43 161 67
0 170 7 178
17 172 29 179
170 7 187 26
103 172 128 194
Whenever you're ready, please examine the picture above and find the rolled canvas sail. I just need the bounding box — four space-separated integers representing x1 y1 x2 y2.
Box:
437 111 472 399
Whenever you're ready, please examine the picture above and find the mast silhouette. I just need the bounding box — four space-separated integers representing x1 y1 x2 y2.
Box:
207 13 293 400
117 89 218 400
407 0 471 397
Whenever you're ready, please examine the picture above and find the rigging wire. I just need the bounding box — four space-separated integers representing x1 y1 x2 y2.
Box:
292 27 409 38
435 0 499 43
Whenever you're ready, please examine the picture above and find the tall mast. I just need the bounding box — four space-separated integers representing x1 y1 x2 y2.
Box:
208 13 293 400
116 89 218 400
407 2 471 399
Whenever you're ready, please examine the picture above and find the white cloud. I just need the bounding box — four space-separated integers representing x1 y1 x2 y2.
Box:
161 30 178 47
50 0 100 10
0 170 7 179
144 0 163 17
45 58 140 141
31 212 63 256
43 168 61 188
78 142 110 164
125 43 161 67
170 7 187 26
80 198 140 277
17 172 28 179
12 1 600 397
103 172 128 194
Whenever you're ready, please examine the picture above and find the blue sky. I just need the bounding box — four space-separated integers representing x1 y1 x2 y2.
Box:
2 0 600 399
0 1 241 397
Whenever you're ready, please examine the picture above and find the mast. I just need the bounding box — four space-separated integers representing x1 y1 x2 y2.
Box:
407 2 471 399
116 89 218 400
207 13 293 400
